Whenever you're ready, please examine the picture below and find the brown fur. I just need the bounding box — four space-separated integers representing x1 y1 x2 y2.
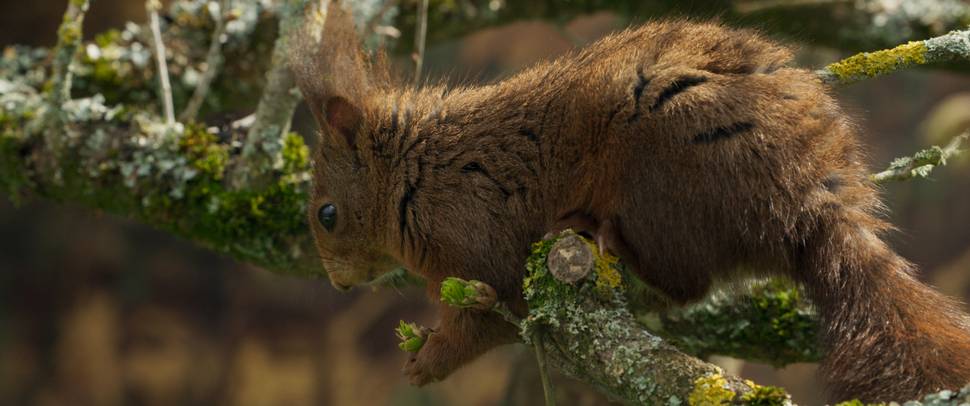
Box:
291 2 970 402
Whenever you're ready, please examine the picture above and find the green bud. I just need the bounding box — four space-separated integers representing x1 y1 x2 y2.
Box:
440 277 497 310
395 320 428 353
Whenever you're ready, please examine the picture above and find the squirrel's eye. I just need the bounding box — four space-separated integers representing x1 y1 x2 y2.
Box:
318 204 337 232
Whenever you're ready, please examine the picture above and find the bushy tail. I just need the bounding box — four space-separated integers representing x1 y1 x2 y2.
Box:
797 215 970 402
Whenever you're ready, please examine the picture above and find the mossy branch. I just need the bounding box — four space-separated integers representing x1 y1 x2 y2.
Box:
40 0 92 153
505 231 794 405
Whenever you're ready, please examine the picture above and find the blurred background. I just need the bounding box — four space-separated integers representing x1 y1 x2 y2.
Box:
1 0 969 405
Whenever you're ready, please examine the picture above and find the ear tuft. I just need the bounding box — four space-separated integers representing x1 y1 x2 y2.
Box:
325 96 362 147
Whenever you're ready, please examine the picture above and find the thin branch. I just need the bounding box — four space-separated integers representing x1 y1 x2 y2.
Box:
816 28 970 86
872 129 969 183
180 0 232 122
147 0 176 125
413 0 429 85
38 0 91 154
532 332 557 406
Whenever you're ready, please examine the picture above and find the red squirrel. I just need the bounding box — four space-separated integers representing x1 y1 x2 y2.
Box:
290 2 970 402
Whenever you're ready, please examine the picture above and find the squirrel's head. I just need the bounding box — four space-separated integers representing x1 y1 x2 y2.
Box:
307 96 403 290
291 1 401 290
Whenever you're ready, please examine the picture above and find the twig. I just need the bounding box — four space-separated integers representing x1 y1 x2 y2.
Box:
38 0 91 153
46 0 91 115
147 0 176 125
872 129 969 183
180 0 231 122
816 28 970 86
413 0 429 85
532 331 557 406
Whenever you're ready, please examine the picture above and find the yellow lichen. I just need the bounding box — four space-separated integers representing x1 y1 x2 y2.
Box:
688 374 736 406
740 379 790 405
582 239 623 290
827 41 927 80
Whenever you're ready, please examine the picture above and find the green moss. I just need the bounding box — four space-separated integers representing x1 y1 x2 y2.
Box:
688 374 735 406
179 124 228 179
281 132 309 174
94 30 121 48
583 239 623 294
740 381 790 406
660 278 820 366
0 134 31 203
827 40 927 81
57 24 81 46
0 106 317 277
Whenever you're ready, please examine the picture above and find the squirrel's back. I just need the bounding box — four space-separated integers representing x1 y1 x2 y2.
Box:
501 21 970 402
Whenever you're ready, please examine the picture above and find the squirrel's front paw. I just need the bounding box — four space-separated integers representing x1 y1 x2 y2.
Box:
402 336 454 386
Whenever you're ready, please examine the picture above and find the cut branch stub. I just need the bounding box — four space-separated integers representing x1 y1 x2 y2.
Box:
546 232 594 284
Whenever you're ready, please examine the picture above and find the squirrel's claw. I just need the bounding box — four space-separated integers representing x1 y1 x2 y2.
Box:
402 337 448 386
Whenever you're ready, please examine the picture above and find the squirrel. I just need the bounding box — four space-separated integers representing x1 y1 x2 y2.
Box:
289 2 970 402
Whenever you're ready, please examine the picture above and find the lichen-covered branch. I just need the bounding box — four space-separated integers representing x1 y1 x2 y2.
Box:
40 0 91 152
234 0 385 188
512 231 794 405
651 280 821 366
1 1 317 277
483 231 968 405
871 129 968 182
817 28 970 85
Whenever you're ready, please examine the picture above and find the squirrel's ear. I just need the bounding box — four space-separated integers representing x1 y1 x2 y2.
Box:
323 96 362 148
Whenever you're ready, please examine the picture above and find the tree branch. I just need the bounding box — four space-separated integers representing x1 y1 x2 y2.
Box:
39 0 92 155
147 0 176 125
233 0 321 189
817 28 970 85
872 129 968 183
